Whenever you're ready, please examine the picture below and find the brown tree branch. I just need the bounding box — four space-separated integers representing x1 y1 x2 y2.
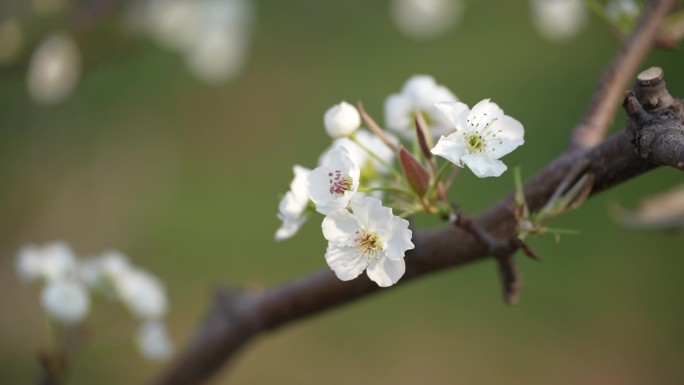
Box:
154 121 679 385
153 2 682 383
569 0 675 150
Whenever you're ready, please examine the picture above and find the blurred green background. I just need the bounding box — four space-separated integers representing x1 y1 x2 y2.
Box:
1 0 683 384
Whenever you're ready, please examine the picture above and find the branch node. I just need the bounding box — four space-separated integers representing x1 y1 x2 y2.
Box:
496 254 522 305
634 66 676 112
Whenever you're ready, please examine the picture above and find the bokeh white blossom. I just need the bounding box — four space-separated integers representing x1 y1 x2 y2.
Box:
27 33 81 105
15 243 173 361
530 0 587 42
385 75 459 139
126 0 255 84
390 0 464 40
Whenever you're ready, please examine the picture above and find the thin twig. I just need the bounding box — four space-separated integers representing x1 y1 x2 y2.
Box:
569 0 675 150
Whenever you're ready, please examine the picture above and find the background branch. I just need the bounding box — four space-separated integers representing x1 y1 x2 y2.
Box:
569 0 675 150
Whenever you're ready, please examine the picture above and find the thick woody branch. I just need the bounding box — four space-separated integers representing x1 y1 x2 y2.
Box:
569 0 675 150
154 126 664 385
625 67 684 170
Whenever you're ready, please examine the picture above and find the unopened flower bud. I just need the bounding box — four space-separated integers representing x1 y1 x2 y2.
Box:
324 101 361 138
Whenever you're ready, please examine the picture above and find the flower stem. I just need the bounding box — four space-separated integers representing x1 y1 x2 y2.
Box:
358 186 416 198
426 161 452 199
349 134 403 178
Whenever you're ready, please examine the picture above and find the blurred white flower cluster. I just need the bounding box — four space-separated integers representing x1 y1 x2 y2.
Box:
126 0 255 84
15 242 173 361
530 0 587 42
27 33 82 106
390 0 465 40
276 75 525 287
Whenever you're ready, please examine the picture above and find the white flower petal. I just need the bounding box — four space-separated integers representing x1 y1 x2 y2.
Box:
349 196 390 230
322 209 361 245
466 98 503 132
384 93 413 134
325 244 368 281
402 75 438 106
137 320 174 361
275 212 307 241
434 101 470 131
462 154 507 178
431 133 468 167
384 216 414 260
308 147 359 215
366 257 406 287
290 165 311 203
488 115 525 159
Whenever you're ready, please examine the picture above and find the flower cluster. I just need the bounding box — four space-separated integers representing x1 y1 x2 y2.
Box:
15 242 173 361
125 0 255 84
276 75 525 287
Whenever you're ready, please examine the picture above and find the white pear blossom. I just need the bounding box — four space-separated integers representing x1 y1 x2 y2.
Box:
322 196 414 287
27 33 81 105
431 99 524 178
114 268 168 320
41 279 90 324
136 320 174 360
390 0 464 40
308 147 360 215
385 75 458 139
324 101 361 138
99 250 132 280
320 129 396 175
276 165 311 241
15 241 77 282
530 0 587 42
606 0 640 24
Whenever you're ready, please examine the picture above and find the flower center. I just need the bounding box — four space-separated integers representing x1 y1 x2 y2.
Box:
465 133 485 153
354 229 382 259
328 170 351 196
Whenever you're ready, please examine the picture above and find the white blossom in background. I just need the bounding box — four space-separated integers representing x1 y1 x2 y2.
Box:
385 75 458 139
27 33 81 105
606 0 640 25
98 250 132 281
530 0 587 42
41 279 90 324
15 242 77 282
127 0 255 84
390 0 464 40
324 101 361 138
308 147 360 215
276 165 312 241
114 268 168 320
78 257 102 288
136 320 174 361
322 196 414 287
320 129 397 175
431 99 525 178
